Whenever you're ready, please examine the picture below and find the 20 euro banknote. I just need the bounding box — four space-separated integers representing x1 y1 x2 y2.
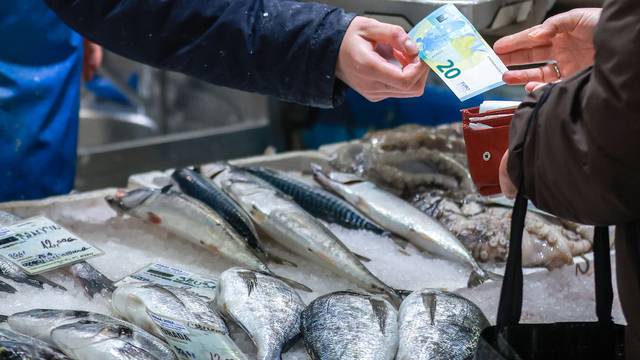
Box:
409 4 508 101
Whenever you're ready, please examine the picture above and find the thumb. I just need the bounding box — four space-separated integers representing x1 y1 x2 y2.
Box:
361 18 418 57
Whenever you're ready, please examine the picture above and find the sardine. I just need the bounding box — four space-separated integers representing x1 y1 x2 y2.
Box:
0 211 65 292
0 328 70 359
210 165 399 303
51 321 176 360
105 187 310 292
397 289 489 360
244 166 387 235
172 168 294 267
300 291 398 360
216 267 305 360
312 165 495 287
112 282 248 360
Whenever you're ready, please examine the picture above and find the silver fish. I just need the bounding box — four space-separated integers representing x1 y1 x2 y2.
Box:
66 262 115 299
312 165 495 287
210 165 399 303
397 289 489 360
112 282 248 360
106 187 310 292
216 267 305 360
300 291 398 360
0 211 65 292
51 320 176 360
0 328 70 359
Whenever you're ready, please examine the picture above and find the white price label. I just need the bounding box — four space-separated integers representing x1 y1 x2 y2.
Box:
0 216 103 274
116 263 217 300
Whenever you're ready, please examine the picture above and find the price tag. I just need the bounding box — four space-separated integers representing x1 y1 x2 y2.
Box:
116 263 218 300
147 310 245 360
0 216 103 274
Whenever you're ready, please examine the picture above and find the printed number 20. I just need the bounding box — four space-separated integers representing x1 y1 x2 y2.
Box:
436 60 461 79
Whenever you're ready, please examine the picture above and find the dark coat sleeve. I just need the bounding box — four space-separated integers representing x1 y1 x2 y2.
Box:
44 0 356 108
507 0 640 225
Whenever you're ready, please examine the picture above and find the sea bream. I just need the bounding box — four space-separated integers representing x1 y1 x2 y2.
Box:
172 167 294 267
106 187 310 292
112 282 248 360
0 210 66 292
7 309 176 360
216 267 305 360
0 328 70 359
209 165 400 303
244 166 387 235
300 291 398 360
312 165 496 287
397 289 489 360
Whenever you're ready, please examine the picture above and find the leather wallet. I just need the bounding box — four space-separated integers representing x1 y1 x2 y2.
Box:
461 106 516 196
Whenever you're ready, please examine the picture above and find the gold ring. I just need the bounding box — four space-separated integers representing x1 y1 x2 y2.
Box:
550 62 561 79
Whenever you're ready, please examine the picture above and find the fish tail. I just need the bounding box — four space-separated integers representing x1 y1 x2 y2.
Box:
467 268 502 288
271 273 312 293
68 264 116 299
30 275 67 291
266 253 298 268
0 280 16 294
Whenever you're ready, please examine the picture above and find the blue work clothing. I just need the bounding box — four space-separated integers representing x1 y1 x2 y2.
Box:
45 0 355 108
0 1 83 201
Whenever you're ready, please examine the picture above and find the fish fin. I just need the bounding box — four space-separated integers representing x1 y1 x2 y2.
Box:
394 289 413 300
31 275 67 291
206 163 228 180
352 252 371 263
467 269 502 288
271 274 312 293
389 234 410 249
0 280 16 294
160 184 173 194
266 253 298 268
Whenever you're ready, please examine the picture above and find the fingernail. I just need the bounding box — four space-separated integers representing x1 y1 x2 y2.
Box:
404 39 418 54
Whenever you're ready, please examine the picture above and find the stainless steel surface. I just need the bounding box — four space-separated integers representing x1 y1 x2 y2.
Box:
310 0 555 36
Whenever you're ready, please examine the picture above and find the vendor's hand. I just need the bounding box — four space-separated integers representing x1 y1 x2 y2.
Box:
494 8 601 90
83 40 103 82
336 16 429 102
499 150 518 199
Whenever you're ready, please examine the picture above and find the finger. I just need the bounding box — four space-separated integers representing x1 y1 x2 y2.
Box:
359 18 418 57
499 151 518 199
502 64 559 85
493 25 551 55
541 9 589 36
365 55 426 90
498 45 553 66
525 81 547 93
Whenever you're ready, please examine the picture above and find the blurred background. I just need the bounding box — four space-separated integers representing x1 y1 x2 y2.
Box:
76 0 604 190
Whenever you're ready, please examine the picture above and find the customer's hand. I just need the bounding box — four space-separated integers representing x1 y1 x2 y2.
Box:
494 8 601 92
499 150 517 199
336 16 429 102
83 40 103 82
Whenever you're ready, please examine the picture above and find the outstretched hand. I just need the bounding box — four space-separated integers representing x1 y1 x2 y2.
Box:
336 16 429 102
494 8 601 92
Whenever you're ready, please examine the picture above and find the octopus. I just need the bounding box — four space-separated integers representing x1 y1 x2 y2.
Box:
330 124 473 196
413 190 594 269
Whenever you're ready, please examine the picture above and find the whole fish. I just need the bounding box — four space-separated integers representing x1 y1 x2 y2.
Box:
245 166 387 235
397 289 489 360
216 267 305 360
210 165 399 303
7 309 176 359
51 321 176 360
0 328 70 359
112 282 248 360
0 211 65 292
300 291 398 360
172 168 293 267
0 340 70 360
106 187 310 292
312 165 495 287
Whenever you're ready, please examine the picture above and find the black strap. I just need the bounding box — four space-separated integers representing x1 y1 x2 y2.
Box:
495 83 615 328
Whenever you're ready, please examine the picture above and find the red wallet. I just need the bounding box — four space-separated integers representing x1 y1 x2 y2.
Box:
461 106 516 196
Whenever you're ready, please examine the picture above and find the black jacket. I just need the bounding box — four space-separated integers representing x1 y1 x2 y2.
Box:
45 0 355 108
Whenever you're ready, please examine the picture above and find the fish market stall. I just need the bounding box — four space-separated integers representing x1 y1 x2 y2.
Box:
0 123 624 359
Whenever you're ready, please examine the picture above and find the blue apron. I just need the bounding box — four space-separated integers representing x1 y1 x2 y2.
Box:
0 1 82 201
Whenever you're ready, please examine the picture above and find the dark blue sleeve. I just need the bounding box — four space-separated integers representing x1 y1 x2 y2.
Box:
44 0 356 108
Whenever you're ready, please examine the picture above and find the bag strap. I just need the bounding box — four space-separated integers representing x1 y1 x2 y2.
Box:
495 83 615 328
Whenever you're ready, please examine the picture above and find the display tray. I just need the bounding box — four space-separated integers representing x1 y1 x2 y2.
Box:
0 150 625 360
